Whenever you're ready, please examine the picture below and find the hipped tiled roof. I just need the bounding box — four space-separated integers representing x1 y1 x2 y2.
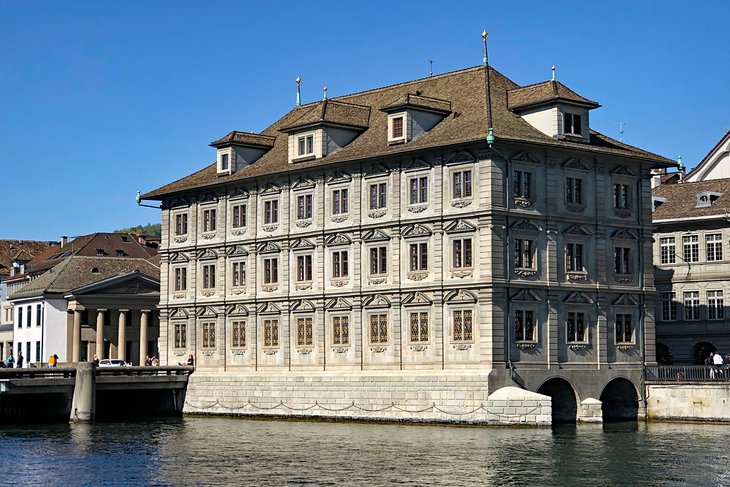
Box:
0 240 54 278
507 80 600 110
652 178 730 221
143 66 670 200
209 131 276 148
280 99 371 132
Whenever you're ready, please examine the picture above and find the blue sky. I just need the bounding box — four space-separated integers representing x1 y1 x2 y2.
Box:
1 0 728 241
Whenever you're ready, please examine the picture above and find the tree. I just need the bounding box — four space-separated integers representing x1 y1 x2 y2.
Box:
115 223 161 236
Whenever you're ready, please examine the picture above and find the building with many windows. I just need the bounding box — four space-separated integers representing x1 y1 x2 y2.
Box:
142 63 673 423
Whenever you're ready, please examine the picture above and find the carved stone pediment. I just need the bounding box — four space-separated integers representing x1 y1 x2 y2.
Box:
363 229 390 242
612 228 638 240
444 219 476 234
445 149 476 164
229 187 250 199
325 297 352 310
225 304 250 316
562 158 590 171
511 219 541 232
226 245 248 257
362 294 391 308
291 238 315 250
610 165 638 177
403 157 433 172
197 249 218 260
613 294 640 306
563 291 593 304
511 151 541 164
257 241 280 254
444 289 477 303
257 302 281 315
292 176 316 191
563 224 592 237
325 233 351 247
402 224 432 238
326 170 352 184
511 289 542 302
402 291 432 306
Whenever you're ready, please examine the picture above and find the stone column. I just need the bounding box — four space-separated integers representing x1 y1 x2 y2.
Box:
118 310 128 363
96 309 107 360
139 310 150 364
70 362 96 422
72 309 82 362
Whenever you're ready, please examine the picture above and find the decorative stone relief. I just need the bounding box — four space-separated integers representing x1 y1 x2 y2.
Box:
261 285 279 293
231 228 246 236
173 236 188 243
407 205 427 213
514 197 533 208
407 272 429 281
202 351 215 356
370 346 387 353
617 344 635 351
452 344 472 351
566 204 585 213
330 215 348 223
263 349 278 355
333 347 348 354
330 279 348 288
410 345 428 352
295 283 313 291
451 270 473 279
231 349 246 355
616 277 633 284
567 272 587 282
201 290 215 297
172 351 186 356
262 225 278 232
451 199 472 209
568 344 588 351
173 293 186 300
367 210 387 219
368 277 386 285
295 220 313 228
516 342 536 349
515 269 537 278
202 233 216 240
231 288 246 295
297 348 312 355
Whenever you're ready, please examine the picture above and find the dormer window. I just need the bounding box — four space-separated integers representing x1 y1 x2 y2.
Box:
563 113 582 136
216 148 233 175
696 191 722 208
388 114 407 143
220 153 229 171
382 94 450 145
297 134 314 157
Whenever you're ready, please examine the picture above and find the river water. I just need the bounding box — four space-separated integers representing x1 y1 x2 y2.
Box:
1 418 728 486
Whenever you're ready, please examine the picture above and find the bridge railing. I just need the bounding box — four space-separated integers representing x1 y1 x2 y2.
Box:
645 365 730 382
0 366 77 379
95 365 194 377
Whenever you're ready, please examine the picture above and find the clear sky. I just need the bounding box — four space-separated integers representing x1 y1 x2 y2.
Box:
1 0 728 241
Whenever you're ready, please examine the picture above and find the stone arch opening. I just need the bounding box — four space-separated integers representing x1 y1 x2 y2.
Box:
600 378 639 422
691 342 716 365
656 342 673 365
537 378 577 424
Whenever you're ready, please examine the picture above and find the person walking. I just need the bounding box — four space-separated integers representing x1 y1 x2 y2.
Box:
16 351 24 369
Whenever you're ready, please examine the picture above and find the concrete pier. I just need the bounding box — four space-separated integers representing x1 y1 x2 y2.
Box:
70 362 96 422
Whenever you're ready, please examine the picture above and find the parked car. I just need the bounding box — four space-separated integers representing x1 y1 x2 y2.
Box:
98 359 127 367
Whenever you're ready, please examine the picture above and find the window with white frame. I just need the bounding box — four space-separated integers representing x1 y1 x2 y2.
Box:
566 311 587 343
684 291 700 321
296 254 313 282
515 309 535 342
174 213 188 236
264 200 279 224
369 246 387 275
614 247 631 275
332 188 349 215
263 319 279 347
452 238 473 268
565 177 583 205
202 264 216 289
452 170 473 199
232 203 247 229
708 290 724 320
263 257 278 284
452 309 473 341
706 234 723 261
566 243 584 272
297 134 314 157
615 314 632 344
202 322 215 349
332 316 349 345
514 239 534 269
513 170 532 199
409 243 428 272
174 323 187 348
409 312 429 343
613 183 630 210
682 235 699 263
369 182 387 210
660 237 675 264
409 176 428 205
563 112 582 136
174 267 187 291
660 292 677 321
297 194 313 220
231 320 246 348
390 115 405 140
369 314 388 344
231 261 245 287
220 153 229 171
297 317 313 346
332 250 349 278
202 208 216 233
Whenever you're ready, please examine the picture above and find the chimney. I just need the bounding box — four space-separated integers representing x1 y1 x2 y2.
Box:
60 236 68 248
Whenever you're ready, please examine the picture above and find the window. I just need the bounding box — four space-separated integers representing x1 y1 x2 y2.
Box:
391 116 404 139
35 341 41 362
231 321 246 348
232 261 245 287
220 153 229 171
332 188 349 215
202 264 216 289
332 251 349 278
453 310 473 341
409 243 428 271
297 317 313 346
297 255 313 282
564 113 582 135
613 183 630 210
202 322 216 349
332 316 349 345
615 314 632 344
263 319 279 347
232 204 247 228
660 292 677 321
708 290 724 320
566 312 587 343
297 134 314 156
17 307 22 328
369 314 388 344
26 305 31 327
116 250 126 257
452 239 473 268
566 243 584 272
684 291 700 321
453 170 473 199
660 237 676 264
297 194 313 220
370 247 387 275
175 213 188 236
614 247 631 274
409 312 429 343
174 267 187 291
707 234 723 262
203 208 216 233
513 170 531 199
683 235 699 263
36 304 41 327
515 309 535 342
264 200 279 224
96 249 106 256
174 323 187 348
263 258 279 284
514 239 534 269
566 177 583 204
369 183 387 210
409 177 428 205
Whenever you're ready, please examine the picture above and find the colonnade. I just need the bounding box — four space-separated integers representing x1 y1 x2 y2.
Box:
71 308 153 365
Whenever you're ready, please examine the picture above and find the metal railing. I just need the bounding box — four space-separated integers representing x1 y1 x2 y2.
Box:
0 366 77 379
95 365 193 377
645 365 730 382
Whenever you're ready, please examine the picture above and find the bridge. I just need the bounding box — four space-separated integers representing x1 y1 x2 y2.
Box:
0 364 193 422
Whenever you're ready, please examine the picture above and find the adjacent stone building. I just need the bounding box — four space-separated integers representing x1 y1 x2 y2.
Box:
142 63 673 423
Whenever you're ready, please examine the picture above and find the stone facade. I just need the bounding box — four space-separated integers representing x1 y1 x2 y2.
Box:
647 383 730 422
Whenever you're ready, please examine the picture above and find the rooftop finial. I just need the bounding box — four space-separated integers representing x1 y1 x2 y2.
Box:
296 76 301 107
482 31 488 67
429 59 433 77
551 65 556 81
677 155 684 171
323 85 327 101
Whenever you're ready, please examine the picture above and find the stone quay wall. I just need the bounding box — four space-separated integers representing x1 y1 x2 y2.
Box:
183 371 551 426
647 383 730 422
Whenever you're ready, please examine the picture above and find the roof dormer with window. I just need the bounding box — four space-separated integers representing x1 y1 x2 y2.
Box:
380 93 451 145
209 131 276 176
695 191 723 208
